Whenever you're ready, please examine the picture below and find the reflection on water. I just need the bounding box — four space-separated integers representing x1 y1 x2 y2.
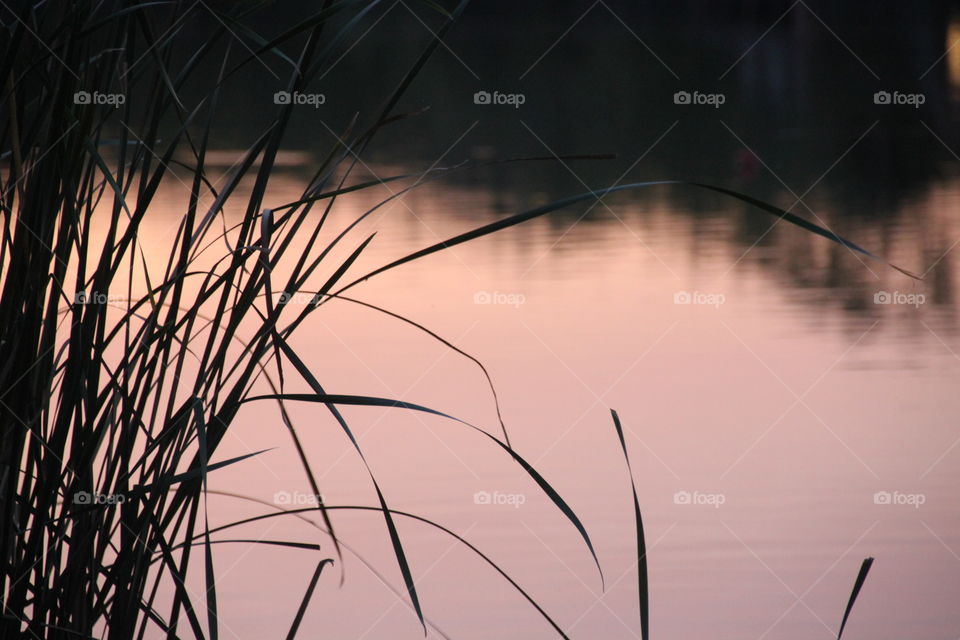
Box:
130 3 960 637
134 158 960 638
173 0 960 334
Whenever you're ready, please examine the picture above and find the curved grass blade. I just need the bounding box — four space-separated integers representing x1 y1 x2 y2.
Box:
183 504 570 639
287 558 335 640
837 557 874 639
329 181 919 300
330 293 512 447
193 400 219 640
268 339 427 633
178 490 455 640
238 392 604 589
688 183 877 257
610 410 648 640
270 154 614 218
687 183 921 279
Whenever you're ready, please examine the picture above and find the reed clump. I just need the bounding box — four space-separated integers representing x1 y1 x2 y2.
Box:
0 2 881 638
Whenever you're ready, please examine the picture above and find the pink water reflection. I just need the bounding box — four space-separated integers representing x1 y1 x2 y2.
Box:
124 167 960 639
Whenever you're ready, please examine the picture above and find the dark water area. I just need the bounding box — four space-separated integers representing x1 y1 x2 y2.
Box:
159 0 960 327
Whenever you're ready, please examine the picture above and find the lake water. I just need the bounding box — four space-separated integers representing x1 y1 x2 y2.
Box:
123 3 960 638
130 158 960 639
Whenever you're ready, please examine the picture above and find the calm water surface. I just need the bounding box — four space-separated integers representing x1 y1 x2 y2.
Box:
128 160 960 638
111 4 960 636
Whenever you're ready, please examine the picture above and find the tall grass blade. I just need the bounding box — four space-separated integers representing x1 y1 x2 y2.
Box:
837 557 874 639
610 409 649 640
286 558 334 640
194 400 219 640
267 339 427 633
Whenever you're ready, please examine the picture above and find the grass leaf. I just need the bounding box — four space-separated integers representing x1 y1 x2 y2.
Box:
838 557 874 639
286 558 334 640
239 392 605 588
331 181 919 300
610 410 649 640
